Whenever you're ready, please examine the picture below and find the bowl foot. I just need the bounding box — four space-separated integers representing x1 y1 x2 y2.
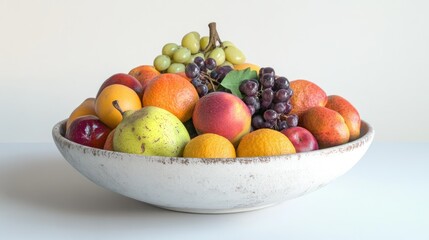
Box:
153 202 279 214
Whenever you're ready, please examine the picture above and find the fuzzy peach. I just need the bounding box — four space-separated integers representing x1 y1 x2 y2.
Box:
192 92 251 146
325 95 361 141
299 106 350 148
128 65 160 90
289 79 328 117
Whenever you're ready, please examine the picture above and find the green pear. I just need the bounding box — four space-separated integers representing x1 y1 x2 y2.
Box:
112 103 190 157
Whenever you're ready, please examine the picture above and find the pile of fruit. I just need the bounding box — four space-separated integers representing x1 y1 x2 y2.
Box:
65 23 361 158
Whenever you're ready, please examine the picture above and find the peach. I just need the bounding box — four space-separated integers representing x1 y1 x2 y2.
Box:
289 79 328 117
192 92 251 146
66 98 96 130
128 65 160 90
299 106 350 148
96 73 143 98
325 95 361 141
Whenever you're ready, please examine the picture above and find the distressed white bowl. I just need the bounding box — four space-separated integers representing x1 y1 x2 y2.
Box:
52 120 374 214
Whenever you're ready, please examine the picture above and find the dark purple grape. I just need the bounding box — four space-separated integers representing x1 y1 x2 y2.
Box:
185 63 200 79
213 66 233 81
261 88 274 103
274 88 293 103
194 56 205 68
254 100 261 111
220 66 233 80
239 80 249 93
191 77 202 87
210 69 220 79
222 65 233 74
247 105 256 115
239 80 258 96
261 74 275 88
259 67 275 77
196 84 208 97
275 76 290 90
205 58 217 70
249 78 259 85
263 109 278 121
278 121 288 130
285 114 298 127
243 96 258 106
273 102 287 114
261 100 271 110
252 115 264 129
262 121 275 128
285 101 292 114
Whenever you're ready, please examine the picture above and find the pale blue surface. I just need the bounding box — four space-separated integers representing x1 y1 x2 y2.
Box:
1 142 428 240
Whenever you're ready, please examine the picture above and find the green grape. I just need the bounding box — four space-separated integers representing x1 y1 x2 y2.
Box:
200 36 209 51
224 46 246 65
181 32 200 54
221 41 234 48
208 47 226 66
153 55 171 71
173 47 191 63
187 53 205 64
190 31 200 39
167 63 185 73
162 43 179 57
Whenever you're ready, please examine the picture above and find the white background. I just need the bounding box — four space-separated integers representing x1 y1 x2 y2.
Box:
1 0 428 143
1 2 428 240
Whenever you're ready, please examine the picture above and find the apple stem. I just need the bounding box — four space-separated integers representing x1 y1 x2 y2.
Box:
203 22 222 53
112 100 125 116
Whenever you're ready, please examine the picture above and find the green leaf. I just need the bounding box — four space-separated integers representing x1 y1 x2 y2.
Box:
220 68 258 99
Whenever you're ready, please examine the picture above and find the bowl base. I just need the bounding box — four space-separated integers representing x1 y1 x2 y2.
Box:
153 202 278 214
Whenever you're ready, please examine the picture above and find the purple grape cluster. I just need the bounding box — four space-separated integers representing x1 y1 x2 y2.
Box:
185 57 233 97
239 67 298 131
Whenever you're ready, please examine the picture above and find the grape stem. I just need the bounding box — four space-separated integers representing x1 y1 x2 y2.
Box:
203 22 222 53
200 70 220 91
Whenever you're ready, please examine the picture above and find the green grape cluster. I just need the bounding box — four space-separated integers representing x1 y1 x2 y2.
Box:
153 30 246 73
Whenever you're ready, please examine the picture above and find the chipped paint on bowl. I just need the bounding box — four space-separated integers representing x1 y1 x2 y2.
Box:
52 120 374 213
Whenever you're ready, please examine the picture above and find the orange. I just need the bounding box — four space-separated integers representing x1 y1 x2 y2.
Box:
66 97 96 129
237 129 296 157
95 84 142 129
143 73 199 122
289 79 328 117
233 63 261 73
183 133 236 158
128 65 160 90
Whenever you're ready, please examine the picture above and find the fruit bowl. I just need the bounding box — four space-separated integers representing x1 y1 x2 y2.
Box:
52 119 374 214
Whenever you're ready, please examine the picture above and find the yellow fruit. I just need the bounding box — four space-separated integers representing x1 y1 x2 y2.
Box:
95 84 142 129
183 133 236 158
66 98 96 130
237 129 296 157
233 63 261 73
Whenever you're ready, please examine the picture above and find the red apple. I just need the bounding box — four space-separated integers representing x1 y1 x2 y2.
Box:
96 73 143 98
65 115 111 149
281 126 319 153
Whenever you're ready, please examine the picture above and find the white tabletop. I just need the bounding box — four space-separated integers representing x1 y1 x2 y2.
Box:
1 142 428 240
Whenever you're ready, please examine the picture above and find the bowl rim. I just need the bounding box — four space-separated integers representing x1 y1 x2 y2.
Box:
52 119 374 163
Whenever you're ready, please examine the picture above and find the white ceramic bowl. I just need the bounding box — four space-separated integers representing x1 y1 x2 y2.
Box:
52 120 374 214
